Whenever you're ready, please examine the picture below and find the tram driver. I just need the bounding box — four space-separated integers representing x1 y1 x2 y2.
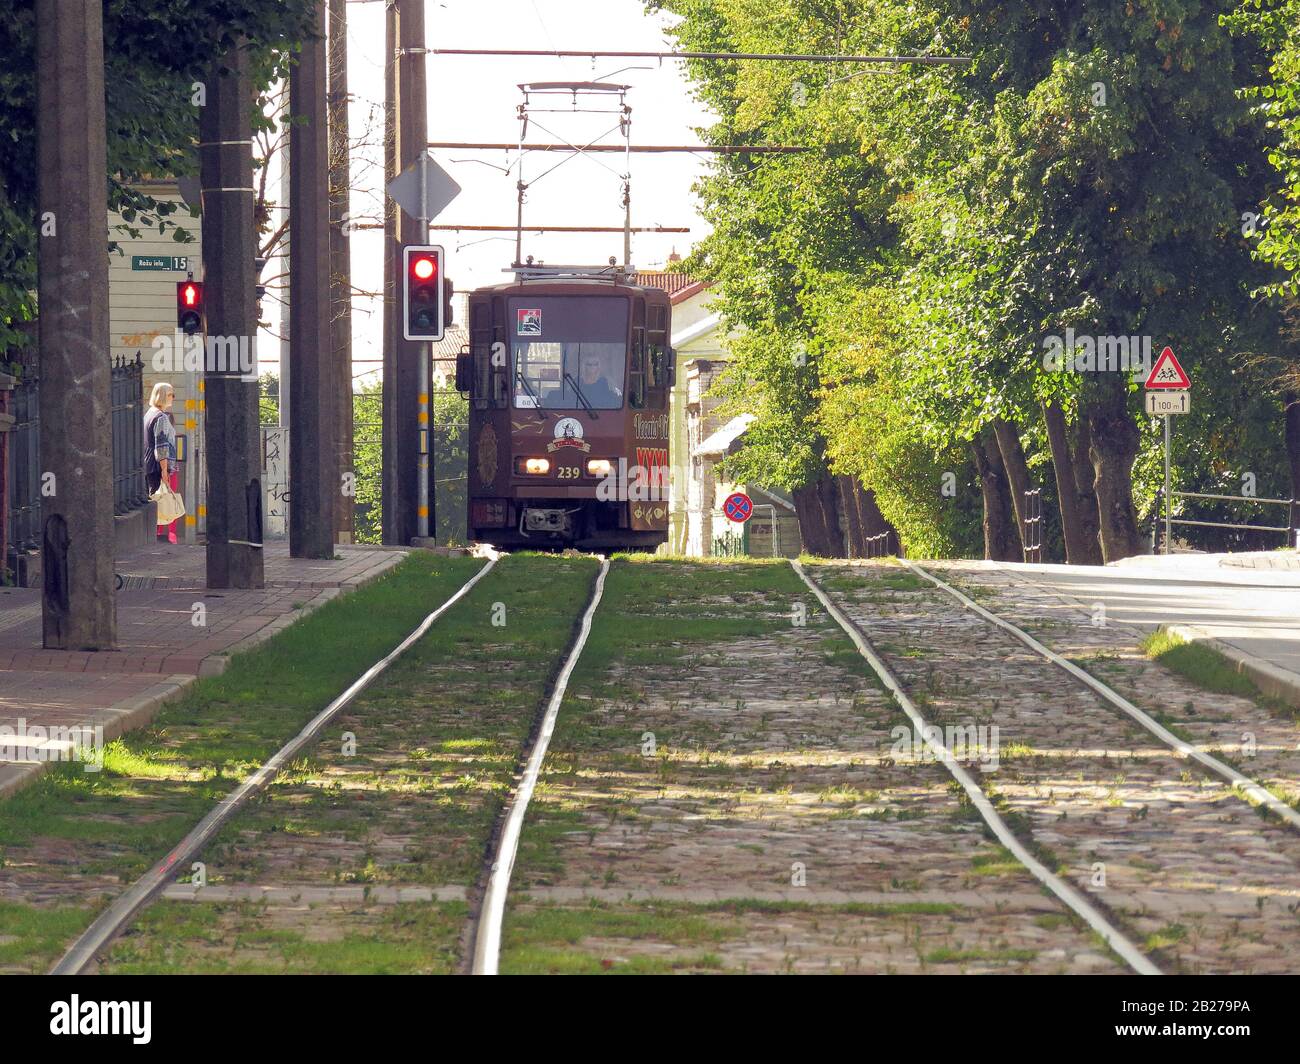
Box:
575 347 623 408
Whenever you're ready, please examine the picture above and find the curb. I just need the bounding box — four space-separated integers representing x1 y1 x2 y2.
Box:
0 674 196 800
1162 623 1300 709
0 549 409 800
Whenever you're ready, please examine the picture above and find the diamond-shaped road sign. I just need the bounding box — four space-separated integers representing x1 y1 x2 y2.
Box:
386 153 461 222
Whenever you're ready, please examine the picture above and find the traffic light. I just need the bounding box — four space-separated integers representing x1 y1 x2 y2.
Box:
403 245 445 341
176 279 204 335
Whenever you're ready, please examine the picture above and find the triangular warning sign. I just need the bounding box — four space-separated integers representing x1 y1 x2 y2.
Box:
1145 346 1191 390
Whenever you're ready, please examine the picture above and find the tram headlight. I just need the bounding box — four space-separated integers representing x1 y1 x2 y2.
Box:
586 459 613 477
518 457 551 475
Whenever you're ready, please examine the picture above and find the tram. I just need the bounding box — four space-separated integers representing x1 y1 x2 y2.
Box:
456 266 672 550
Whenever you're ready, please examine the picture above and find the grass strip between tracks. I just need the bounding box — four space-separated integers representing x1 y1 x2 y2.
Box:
0 553 484 973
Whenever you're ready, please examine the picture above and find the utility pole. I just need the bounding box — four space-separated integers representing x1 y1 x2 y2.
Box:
382 0 428 545
289 1 337 558
36 0 115 649
328 0 354 544
201 44 265 589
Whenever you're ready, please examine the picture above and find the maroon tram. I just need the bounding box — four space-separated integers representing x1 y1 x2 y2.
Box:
455 269 673 550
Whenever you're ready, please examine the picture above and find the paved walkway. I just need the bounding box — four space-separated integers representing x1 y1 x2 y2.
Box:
950 552 1300 704
0 541 407 797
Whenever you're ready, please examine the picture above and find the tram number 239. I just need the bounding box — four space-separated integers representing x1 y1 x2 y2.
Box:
556 466 581 480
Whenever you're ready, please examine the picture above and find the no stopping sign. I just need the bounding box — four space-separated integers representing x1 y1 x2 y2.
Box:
723 492 753 523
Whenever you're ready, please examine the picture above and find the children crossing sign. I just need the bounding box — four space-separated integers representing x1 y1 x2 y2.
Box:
1144 346 1191 555
1145 346 1191 390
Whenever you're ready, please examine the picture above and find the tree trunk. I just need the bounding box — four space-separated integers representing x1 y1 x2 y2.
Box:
1087 377 1143 561
1069 409 1104 563
836 474 866 557
1042 400 1101 565
993 418 1032 551
793 472 843 557
971 433 1019 561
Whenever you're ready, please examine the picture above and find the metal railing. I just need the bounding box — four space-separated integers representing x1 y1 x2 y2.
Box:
6 356 148 561
111 355 147 515
864 529 894 559
1022 487 1043 563
6 369 41 554
1152 488 1298 553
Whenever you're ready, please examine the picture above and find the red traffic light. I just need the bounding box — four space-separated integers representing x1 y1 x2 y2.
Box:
176 280 204 335
402 245 445 341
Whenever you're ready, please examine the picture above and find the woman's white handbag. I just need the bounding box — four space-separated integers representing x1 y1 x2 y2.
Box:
151 484 187 525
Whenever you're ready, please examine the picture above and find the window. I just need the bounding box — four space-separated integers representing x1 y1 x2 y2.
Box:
513 341 625 410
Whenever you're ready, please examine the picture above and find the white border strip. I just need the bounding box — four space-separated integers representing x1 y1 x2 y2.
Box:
901 560 1300 832
792 561 1159 975
51 555 500 976
472 557 611 975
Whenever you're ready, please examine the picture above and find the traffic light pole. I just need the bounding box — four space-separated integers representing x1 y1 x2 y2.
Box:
36 0 116 650
417 152 429 541
382 0 428 545
201 43 265 590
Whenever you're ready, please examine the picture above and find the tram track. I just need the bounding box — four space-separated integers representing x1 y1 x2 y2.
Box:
49 555 503 975
800 559 1300 974
793 561 1158 974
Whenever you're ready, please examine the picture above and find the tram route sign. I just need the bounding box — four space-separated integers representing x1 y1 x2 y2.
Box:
386 152 461 222
724 492 754 523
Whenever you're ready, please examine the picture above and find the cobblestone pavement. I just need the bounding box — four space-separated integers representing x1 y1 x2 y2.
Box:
818 561 1300 974
502 561 1126 975
0 542 406 796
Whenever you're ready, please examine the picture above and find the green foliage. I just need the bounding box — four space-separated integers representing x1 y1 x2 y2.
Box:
353 382 382 544
656 0 1298 557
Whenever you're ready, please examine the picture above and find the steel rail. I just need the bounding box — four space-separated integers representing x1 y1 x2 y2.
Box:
472 557 611 975
50 555 501 975
792 561 1159 974
900 560 1300 832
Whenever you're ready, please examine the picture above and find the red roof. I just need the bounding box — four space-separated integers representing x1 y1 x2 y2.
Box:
632 271 710 305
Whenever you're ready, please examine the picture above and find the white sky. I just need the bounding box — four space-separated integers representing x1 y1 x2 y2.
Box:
284 0 716 386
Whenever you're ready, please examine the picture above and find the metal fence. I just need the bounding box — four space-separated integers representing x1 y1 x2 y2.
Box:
1151 487 1298 553
5 356 147 559
111 355 147 514
6 370 41 554
1022 487 1043 563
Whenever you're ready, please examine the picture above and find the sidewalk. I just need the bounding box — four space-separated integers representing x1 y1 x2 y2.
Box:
0 540 407 797
962 554 1300 708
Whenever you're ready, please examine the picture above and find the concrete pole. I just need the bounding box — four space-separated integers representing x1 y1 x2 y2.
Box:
201 45 266 589
36 0 116 649
328 0 355 543
289 1 338 558
382 0 427 545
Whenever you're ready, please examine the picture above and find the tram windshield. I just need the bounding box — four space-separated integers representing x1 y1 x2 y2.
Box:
514 341 625 410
